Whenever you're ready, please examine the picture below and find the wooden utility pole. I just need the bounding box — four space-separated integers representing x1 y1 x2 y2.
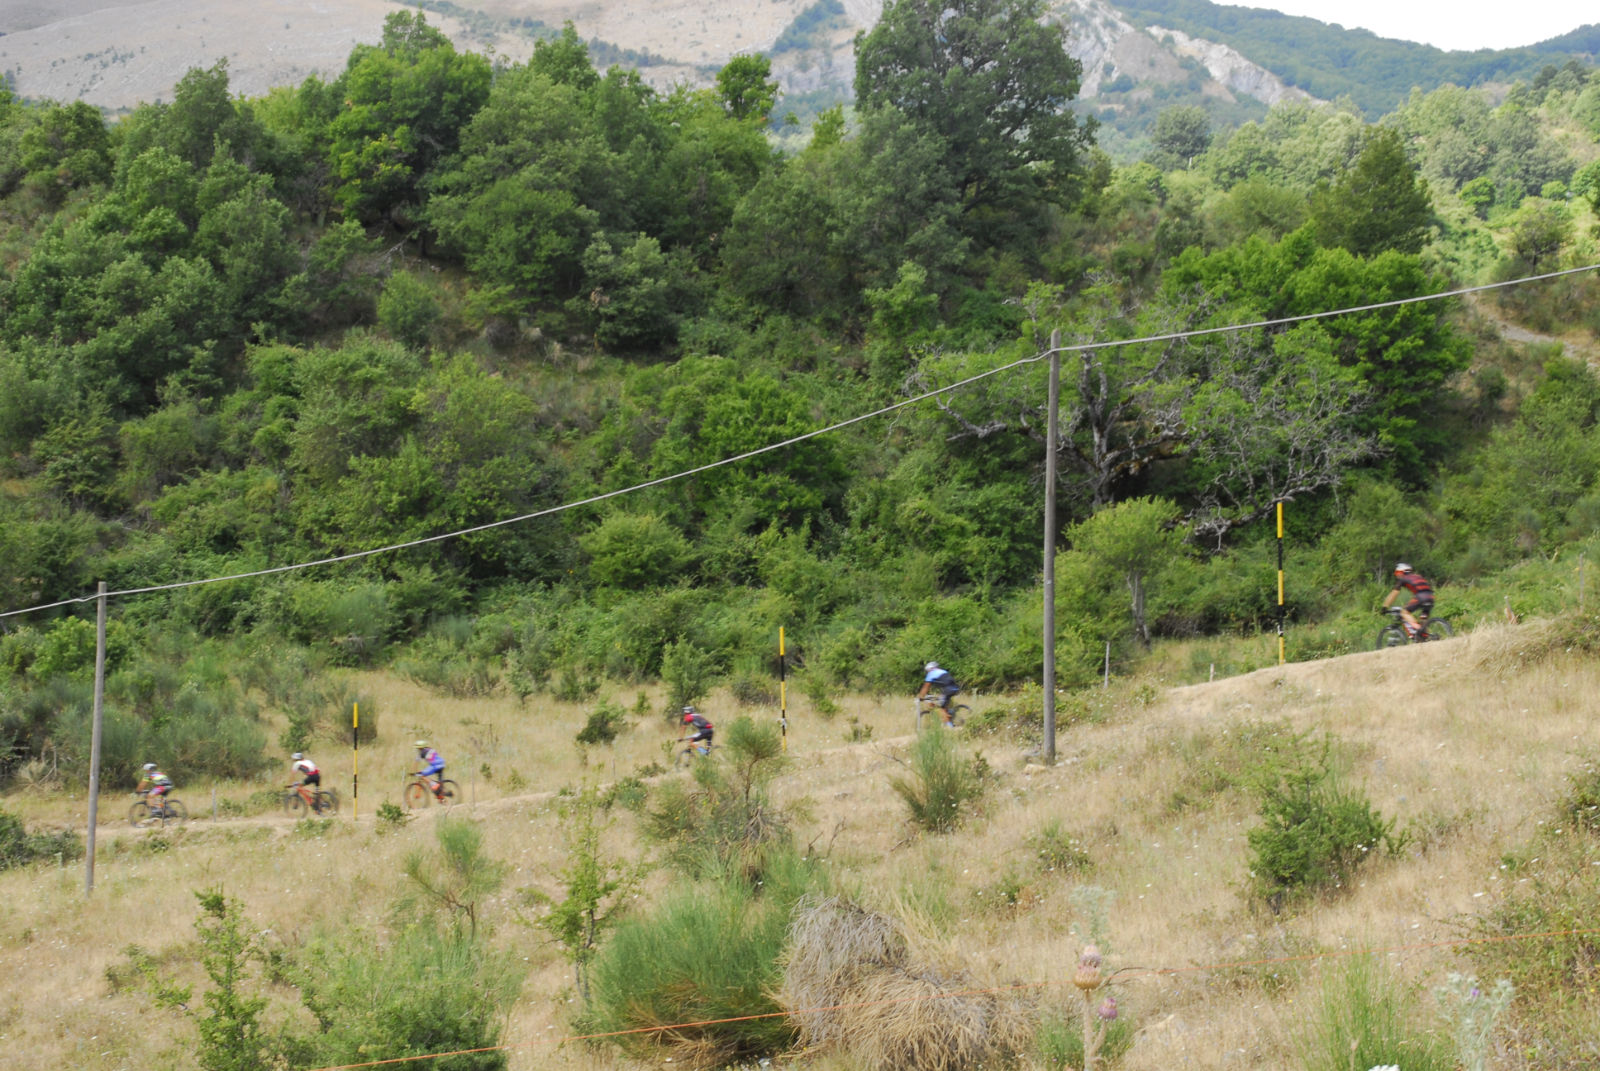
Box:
1042 330 1060 765
85 582 107 894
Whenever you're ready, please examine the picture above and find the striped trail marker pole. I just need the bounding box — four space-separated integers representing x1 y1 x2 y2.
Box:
778 627 788 752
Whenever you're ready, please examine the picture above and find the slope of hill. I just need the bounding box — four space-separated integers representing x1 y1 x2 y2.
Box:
4 620 1598 1069
1114 0 1598 118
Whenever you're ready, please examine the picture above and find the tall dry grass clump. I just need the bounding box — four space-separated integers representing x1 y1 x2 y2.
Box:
779 894 1034 1071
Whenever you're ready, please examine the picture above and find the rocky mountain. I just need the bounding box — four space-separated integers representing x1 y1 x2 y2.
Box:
0 0 1589 151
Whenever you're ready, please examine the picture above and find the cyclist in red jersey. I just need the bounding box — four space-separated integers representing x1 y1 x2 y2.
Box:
1382 563 1435 637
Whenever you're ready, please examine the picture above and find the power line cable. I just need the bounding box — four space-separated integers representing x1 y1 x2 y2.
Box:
2 260 1595 624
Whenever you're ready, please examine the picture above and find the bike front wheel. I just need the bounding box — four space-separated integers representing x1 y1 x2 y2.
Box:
404 781 431 809
1375 625 1409 650
285 792 307 819
1420 617 1454 641
129 800 150 827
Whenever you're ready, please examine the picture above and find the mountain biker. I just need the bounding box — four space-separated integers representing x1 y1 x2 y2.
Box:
138 762 174 815
1382 563 1435 638
290 752 321 790
917 661 961 727
414 740 447 800
679 707 714 752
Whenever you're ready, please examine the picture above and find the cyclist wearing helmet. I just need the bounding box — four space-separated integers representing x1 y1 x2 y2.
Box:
290 752 321 789
916 661 961 727
1382 563 1435 637
679 707 713 751
414 740 446 800
138 762 174 815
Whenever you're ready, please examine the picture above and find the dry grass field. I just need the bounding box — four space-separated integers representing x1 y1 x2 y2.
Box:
2 618 1598 1070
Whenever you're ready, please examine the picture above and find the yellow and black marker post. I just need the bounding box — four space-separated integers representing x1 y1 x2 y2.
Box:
1276 502 1286 665
778 627 788 751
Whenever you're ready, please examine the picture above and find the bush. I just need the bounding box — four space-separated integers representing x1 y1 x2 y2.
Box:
291 921 525 1071
0 808 83 869
889 728 989 834
583 852 817 1065
575 700 626 747
644 716 793 881
1246 740 1404 905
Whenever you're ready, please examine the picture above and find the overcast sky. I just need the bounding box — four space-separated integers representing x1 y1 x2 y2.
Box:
1250 2 1589 52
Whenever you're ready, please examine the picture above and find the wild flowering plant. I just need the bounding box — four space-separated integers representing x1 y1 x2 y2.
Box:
1434 972 1514 1071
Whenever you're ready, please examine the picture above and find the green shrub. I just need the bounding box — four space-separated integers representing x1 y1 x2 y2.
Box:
290 921 524 1071
1300 954 1452 1071
1246 745 1404 905
575 700 626 747
889 728 989 834
583 852 817 1064
644 716 792 880
661 636 717 710
0 808 83 869
1026 819 1092 874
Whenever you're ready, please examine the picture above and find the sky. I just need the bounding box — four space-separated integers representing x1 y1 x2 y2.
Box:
1249 2 1589 52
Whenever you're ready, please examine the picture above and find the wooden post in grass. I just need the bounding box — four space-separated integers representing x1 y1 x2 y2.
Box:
352 702 359 821
778 627 788 752
1042 329 1060 764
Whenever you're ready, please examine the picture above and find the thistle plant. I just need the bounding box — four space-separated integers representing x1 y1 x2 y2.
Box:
1435 973 1513 1071
1072 943 1112 1070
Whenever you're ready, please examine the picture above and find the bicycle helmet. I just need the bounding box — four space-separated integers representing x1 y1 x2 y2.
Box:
414 740 429 750
291 752 303 761
925 661 939 671
143 762 157 771
1393 563 1412 577
681 707 697 723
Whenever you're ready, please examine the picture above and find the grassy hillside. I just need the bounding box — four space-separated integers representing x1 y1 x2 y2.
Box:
4 617 1598 1070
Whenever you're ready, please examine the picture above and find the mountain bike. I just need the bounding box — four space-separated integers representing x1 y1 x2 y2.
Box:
404 773 458 809
284 784 340 818
129 791 188 828
918 695 969 729
674 740 717 767
1375 606 1454 649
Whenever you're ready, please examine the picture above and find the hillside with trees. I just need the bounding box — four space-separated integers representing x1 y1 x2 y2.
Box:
1 1 1600 1065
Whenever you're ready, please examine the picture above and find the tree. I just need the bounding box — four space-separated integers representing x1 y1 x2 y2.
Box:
854 0 1093 226
1152 105 1212 168
1309 127 1432 257
400 818 509 938
717 54 779 123
532 784 641 1006
325 12 491 224
1068 497 1184 647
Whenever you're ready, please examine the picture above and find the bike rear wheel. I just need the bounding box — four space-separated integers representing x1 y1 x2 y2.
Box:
1420 617 1454 641
437 780 458 808
160 799 188 826
945 704 970 728
316 789 340 815
1375 625 1408 650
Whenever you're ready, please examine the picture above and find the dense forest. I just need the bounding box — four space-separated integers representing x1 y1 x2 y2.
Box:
1 0 1599 793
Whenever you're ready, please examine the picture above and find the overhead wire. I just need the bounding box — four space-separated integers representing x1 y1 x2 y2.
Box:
1 260 1596 624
